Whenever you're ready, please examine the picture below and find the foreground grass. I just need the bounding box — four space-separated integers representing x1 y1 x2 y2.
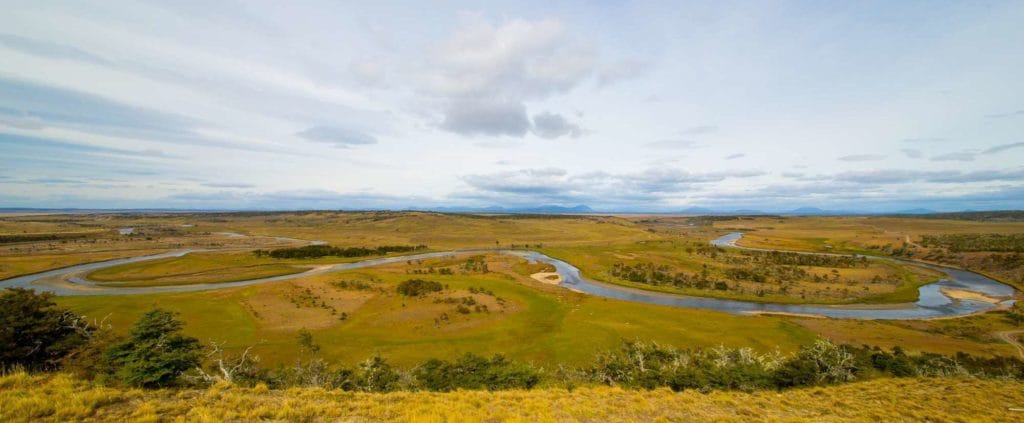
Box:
2 372 1022 422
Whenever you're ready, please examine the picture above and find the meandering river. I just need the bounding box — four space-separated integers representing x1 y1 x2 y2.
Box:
0 232 1016 320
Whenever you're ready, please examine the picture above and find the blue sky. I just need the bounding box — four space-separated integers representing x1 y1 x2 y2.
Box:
1 1 1022 212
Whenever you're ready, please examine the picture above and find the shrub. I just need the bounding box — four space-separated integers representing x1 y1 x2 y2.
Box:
396 279 443 297
359 355 400 392
102 309 200 388
414 353 540 391
789 339 857 385
1008 302 1024 326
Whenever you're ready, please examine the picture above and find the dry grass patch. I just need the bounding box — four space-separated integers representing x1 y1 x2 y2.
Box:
2 372 1023 422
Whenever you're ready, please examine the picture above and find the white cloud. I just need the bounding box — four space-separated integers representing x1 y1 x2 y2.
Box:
425 15 595 137
531 111 583 139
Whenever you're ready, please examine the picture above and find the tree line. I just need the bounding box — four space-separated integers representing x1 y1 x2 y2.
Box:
253 244 427 259
2 288 1022 392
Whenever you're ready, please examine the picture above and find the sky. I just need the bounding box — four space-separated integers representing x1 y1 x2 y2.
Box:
1 0 1023 212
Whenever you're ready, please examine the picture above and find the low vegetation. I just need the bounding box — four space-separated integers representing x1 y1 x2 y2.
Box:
255 244 427 259
395 279 444 297
920 233 1024 253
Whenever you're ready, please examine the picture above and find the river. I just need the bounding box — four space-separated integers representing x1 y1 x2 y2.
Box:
0 232 1016 320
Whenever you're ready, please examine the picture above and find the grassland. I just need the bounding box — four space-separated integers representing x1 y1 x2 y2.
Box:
539 241 941 304
57 253 820 366
86 251 309 287
713 215 1024 291
3 371 1022 422
4 211 1023 365
55 252 1023 365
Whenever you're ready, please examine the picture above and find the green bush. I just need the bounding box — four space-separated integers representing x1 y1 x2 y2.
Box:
396 279 443 297
414 353 540 391
102 309 200 388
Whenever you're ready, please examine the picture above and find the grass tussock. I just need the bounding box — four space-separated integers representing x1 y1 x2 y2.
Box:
1 371 1023 422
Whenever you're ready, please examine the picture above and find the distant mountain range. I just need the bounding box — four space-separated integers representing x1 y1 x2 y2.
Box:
425 204 595 214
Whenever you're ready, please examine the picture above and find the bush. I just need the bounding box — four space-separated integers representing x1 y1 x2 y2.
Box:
414 353 540 391
1008 302 1024 326
396 279 443 297
788 339 857 385
0 288 89 371
359 355 400 392
102 309 200 388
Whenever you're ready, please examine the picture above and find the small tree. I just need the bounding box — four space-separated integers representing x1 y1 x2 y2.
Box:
103 309 200 388
1007 302 1024 326
0 288 89 370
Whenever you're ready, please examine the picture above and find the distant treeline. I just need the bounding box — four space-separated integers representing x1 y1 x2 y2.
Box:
254 244 427 259
920 233 1024 253
2 288 1023 392
0 232 97 244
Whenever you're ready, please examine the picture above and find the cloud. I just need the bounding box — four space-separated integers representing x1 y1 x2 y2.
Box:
26 177 85 185
901 137 946 143
531 111 582 139
596 59 647 87
440 99 530 137
296 125 377 147
787 168 1024 185
985 110 1024 119
901 148 923 158
926 169 1024 183
645 139 699 149
0 33 111 66
163 189 434 210
679 125 718 136
459 167 765 207
349 60 387 87
725 153 745 160
981 142 1024 154
931 151 976 162
426 16 595 138
829 170 945 184
201 182 256 189
838 154 885 162
0 77 198 140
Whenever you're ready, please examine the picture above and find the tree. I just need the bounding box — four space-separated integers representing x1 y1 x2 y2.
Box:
1007 302 1024 326
103 309 200 388
0 288 89 370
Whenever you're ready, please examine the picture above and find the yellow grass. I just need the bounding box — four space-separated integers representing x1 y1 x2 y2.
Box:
2 372 1022 422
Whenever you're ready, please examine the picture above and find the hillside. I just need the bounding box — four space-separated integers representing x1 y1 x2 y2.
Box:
1 372 1022 422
